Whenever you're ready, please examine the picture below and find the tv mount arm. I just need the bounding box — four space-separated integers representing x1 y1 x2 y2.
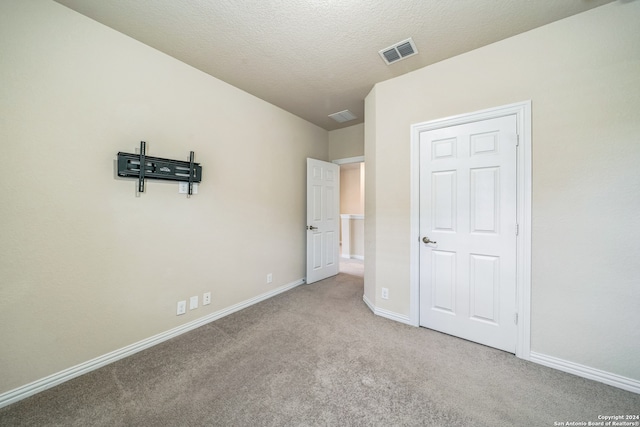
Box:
117 141 202 195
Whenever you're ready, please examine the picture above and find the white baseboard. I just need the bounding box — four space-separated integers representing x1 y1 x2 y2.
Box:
362 294 375 313
362 295 639 395
341 254 364 260
530 351 640 394
0 278 305 409
375 307 414 326
362 295 413 326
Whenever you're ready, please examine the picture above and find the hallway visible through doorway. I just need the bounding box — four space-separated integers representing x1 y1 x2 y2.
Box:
339 162 364 261
339 256 363 277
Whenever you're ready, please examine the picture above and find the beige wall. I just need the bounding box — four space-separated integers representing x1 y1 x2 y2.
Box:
340 164 364 215
363 90 377 305
328 123 364 161
365 2 640 381
0 0 327 394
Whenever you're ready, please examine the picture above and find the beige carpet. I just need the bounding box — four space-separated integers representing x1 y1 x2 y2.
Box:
339 257 364 277
1 270 638 426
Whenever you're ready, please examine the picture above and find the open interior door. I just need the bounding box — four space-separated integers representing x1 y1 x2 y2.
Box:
306 158 340 284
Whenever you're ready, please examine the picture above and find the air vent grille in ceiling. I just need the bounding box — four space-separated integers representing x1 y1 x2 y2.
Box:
328 110 357 123
379 37 418 65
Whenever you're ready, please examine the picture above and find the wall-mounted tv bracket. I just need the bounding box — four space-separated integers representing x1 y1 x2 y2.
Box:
117 141 202 195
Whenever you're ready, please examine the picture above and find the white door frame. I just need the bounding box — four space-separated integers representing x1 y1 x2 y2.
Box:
332 155 364 166
409 101 532 359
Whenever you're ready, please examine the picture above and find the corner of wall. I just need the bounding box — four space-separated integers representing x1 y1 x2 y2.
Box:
363 87 377 309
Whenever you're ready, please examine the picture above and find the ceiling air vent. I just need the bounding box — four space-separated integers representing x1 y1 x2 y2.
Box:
379 37 418 65
328 109 357 123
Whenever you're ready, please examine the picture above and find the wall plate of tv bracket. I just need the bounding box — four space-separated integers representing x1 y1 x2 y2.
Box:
117 141 202 195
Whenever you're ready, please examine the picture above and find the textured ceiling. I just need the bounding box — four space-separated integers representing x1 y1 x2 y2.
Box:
54 0 614 130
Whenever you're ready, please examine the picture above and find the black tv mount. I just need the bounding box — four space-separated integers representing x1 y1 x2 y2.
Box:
117 141 202 195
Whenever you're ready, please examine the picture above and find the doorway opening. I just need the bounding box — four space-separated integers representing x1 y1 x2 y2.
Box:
335 158 365 278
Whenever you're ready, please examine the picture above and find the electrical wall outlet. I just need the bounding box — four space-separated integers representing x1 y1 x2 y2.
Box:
189 295 198 310
203 292 211 305
381 288 389 300
177 300 186 315
178 182 198 194
267 273 273 284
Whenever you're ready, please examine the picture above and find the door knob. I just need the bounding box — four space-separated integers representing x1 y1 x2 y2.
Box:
308 225 318 230
422 237 437 244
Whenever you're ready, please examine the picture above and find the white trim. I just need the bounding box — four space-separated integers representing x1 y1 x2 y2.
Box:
340 214 364 220
362 294 375 313
340 214 364 260
530 352 640 394
409 124 421 327
362 295 413 326
0 278 305 409
374 307 414 326
332 156 364 165
409 101 532 358
340 254 365 261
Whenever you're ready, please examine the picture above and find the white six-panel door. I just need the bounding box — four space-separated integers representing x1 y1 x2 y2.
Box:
419 115 518 352
306 158 340 284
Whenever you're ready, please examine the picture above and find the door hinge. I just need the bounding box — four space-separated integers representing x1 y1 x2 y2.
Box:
515 223 519 235
516 134 520 146
514 313 519 325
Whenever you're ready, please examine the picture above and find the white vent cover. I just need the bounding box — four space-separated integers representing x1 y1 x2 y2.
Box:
379 37 418 65
328 109 357 123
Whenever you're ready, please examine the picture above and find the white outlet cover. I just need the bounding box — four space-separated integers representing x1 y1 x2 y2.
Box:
381 288 389 299
178 182 198 194
177 300 186 315
267 273 273 284
189 295 198 310
203 292 211 305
